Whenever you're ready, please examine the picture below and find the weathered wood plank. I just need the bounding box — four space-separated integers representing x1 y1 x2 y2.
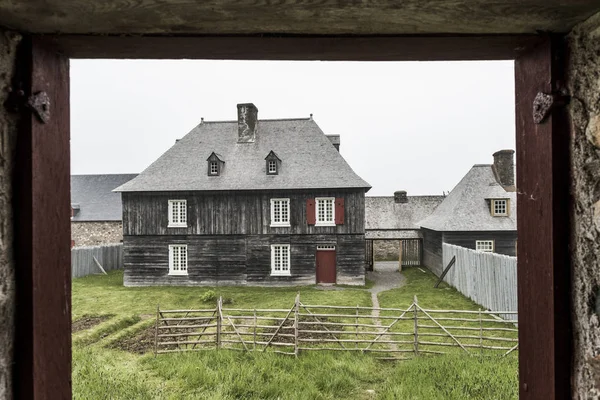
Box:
1 1 599 35
122 190 365 236
49 35 544 61
443 231 518 256
515 36 571 400
123 234 365 286
13 37 71 399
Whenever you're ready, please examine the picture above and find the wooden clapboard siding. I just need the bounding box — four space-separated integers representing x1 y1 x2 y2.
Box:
122 189 365 236
124 233 365 286
422 228 443 275
442 231 517 256
422 228 518 276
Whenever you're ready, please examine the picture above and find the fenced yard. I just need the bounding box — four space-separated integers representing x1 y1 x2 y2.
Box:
155 295 517 358
72 268 519 399
442 244 517 319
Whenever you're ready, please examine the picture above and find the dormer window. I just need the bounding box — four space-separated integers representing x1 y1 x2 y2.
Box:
206 152 224 176
491 199 508 216
265 150 281 175
210 161 219 175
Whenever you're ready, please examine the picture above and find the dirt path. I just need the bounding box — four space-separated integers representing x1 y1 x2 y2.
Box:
366 262 406 356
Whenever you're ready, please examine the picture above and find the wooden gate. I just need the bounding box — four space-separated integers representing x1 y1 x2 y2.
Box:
400 239 422 266
365 240 374 271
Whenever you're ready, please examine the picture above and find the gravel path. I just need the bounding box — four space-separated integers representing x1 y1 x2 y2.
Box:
366 262 407 356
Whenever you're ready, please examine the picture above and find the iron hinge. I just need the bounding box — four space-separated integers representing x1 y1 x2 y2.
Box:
533 91 569 124
5 88 51 123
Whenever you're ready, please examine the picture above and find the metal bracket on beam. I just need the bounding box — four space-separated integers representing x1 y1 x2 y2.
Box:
27 91 51 123
533 91 569 124
4 88 51 123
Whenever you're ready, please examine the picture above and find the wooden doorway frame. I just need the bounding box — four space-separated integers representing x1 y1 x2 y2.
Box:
14 34 570 400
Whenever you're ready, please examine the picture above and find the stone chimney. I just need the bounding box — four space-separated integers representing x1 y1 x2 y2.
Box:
394 190 408 204
237 103 258 143
326 135 340 152
492 149 515 188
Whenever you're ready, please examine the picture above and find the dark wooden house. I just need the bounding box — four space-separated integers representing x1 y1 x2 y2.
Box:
418 150 517 276
114 103 371 286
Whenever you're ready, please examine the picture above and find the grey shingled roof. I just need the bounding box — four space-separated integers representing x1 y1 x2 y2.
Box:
365 196 445 230
71 174 138 221
418 165 517 231
115 118 370 192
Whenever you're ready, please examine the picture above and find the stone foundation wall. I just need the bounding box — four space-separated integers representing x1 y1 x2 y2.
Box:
71 221 123 247
373 240 400 261
567 11 600 399
0 30 20 400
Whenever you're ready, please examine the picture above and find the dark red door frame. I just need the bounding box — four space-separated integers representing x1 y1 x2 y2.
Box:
13 37 71 399
515 37 571 399
12 34 570 399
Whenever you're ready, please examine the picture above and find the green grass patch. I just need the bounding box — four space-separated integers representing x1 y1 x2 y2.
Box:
74 315 141 346
72 267 518 399
73 271 372 321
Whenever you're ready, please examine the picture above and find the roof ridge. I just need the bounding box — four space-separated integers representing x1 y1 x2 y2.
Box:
201 117 311 124
71 173 138 176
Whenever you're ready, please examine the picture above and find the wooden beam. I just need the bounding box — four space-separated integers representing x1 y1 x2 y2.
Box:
13 36 71 399
48 34 543 61
1 1 599 35
515 36 571 400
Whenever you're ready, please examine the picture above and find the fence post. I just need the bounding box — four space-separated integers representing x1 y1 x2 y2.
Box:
479 308 483 357
253 308 257 351
413 295 419 356
216 297 222 350
355 305 359 349
154 304 160 358
294 293 300 357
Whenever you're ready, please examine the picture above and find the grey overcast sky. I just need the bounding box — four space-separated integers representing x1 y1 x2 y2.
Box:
70 60 515 196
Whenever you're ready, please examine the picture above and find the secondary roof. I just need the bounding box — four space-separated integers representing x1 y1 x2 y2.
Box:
418 165 517 232
71 174 137 221
366 196 445 230
115 118 370 193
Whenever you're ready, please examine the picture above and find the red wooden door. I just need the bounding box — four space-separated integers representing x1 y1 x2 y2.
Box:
316 249 336 284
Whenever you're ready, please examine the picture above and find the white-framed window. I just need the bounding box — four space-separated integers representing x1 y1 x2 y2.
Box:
491 199 508 216
209 161 219 175
268 160 277 174
270 198 290 227
315 197 335 226
317 245 336 251
169 244 188 275
168 200 187 227
476 240 495 253
271 244 291 276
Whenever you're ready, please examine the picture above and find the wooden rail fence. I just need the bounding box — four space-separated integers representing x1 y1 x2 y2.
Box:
154 295 518 359
71 243 123 278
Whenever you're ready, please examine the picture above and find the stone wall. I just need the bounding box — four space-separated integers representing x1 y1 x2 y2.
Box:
373 240 400 261
71 221 123 247
0 29 20 400
568 11 600 399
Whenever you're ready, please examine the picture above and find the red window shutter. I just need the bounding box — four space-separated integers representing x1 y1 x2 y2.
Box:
306 199 316 225
335 198 345 225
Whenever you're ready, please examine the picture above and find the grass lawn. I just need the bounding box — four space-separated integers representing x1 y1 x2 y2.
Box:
72 269 518 399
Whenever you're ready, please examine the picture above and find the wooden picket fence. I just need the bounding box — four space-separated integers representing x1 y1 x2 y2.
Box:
71 243 123 278
154 295 518 359
442 244 518 320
